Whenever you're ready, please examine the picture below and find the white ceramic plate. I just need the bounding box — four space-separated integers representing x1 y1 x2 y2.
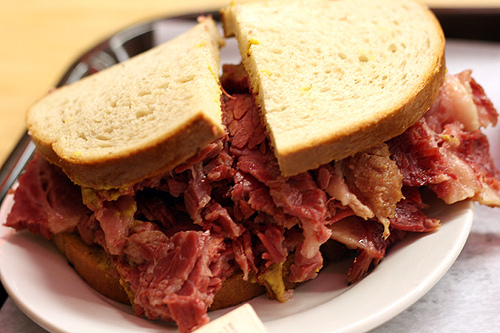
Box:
0 190 473 333
0 18 478 333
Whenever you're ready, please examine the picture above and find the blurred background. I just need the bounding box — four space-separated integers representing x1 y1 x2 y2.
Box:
1 0 500 310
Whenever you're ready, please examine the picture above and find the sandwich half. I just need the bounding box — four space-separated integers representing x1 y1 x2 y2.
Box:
26 16 226 190
4 1 500 332
222 0 446 177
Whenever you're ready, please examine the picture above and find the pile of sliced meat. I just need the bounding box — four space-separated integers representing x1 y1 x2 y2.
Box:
5 66 500 333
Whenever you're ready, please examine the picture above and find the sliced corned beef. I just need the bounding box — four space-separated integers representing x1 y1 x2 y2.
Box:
388 71 500 206
5 152 91 238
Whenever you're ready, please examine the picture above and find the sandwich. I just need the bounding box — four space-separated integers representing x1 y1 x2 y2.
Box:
4 0 500 332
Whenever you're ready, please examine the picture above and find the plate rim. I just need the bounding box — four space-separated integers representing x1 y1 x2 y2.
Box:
0 191 474 333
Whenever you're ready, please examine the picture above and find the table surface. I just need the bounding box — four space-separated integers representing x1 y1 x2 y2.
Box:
1 1 500 332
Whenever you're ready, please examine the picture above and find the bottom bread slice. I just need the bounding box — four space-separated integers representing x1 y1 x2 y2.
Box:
51 232 266 313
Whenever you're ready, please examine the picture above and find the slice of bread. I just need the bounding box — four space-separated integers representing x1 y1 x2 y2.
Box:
222 0 446 176
51 232 131 304
51 232 267 312
27 17 225 190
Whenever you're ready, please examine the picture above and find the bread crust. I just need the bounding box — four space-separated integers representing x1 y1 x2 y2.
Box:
51 232 130 304
51 232 266 312
33 114 224 190
279 54 446 175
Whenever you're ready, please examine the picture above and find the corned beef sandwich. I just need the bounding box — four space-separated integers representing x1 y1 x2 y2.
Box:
4 0 500 332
